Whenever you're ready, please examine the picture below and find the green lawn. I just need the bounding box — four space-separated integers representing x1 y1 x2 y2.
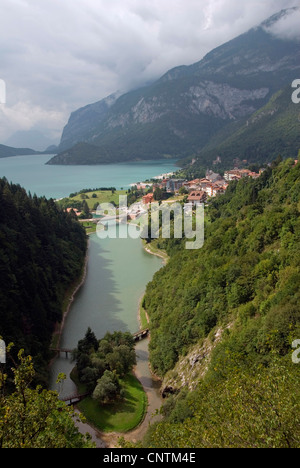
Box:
81 221 97 234
77 373 147 433
72 190 127 210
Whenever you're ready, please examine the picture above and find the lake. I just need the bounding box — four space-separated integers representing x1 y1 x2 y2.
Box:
0 154 179 199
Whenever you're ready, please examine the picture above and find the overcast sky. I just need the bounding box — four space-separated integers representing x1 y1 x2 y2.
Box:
0 0 299 146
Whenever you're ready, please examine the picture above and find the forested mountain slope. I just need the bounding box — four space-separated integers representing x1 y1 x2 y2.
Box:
138 158 300 448
0 179 87 381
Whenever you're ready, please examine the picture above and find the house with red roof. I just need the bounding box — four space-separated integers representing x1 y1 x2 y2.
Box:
187 191 207 205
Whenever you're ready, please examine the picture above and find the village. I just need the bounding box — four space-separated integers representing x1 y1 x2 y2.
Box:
137 166 264 207
63 165 266 221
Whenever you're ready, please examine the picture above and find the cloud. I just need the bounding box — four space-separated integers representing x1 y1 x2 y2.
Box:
0 0 298 143
263 7 300 41
0 101 66 142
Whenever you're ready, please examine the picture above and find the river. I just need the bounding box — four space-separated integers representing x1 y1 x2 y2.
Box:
49 224 164 446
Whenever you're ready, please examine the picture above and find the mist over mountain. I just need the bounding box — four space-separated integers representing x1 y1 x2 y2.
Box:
47 8 300 166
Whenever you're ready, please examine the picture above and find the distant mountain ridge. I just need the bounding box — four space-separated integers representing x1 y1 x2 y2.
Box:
47 8 300 166
0 144 40 158
0 143 57 159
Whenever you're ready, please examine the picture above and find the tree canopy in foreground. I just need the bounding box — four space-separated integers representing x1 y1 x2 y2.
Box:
0 346 95 448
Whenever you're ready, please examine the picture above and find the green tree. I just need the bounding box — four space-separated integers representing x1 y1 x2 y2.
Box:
0 348 95 448
74 330 137 400
153 187 163 201
77 327 99 355
81 200 91 218
179 186 188 195
0 178 87 381
106 345 136 377
92 370 121 405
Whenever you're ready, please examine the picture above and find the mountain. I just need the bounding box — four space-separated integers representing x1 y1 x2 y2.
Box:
0 142 58 158
185 84 300 169
44 144 59 153
0 144 40 158
58 91 122 152
47 8 300 166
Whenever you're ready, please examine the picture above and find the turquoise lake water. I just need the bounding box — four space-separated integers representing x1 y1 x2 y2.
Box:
0 154 179 199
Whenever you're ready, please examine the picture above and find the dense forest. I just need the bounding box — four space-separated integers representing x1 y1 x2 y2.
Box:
133 157 300 448
0 178 87 383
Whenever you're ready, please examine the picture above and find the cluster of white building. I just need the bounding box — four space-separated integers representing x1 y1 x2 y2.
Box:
224 168 262 181
132 167 263 207
185 170 229 204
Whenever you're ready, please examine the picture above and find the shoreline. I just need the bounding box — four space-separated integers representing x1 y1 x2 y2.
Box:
142 240 169 266
49 238 89 362
137 288 163 388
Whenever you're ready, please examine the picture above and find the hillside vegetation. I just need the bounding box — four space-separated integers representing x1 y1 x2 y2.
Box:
136 157 300 448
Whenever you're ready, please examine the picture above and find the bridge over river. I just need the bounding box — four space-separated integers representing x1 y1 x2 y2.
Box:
51 329 150 405
51 328 149 356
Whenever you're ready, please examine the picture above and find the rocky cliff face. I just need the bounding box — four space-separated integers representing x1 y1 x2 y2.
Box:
160 325 233 397
49 7 300 165
59 91 121 151
104 84 270 128
184 83 270 119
